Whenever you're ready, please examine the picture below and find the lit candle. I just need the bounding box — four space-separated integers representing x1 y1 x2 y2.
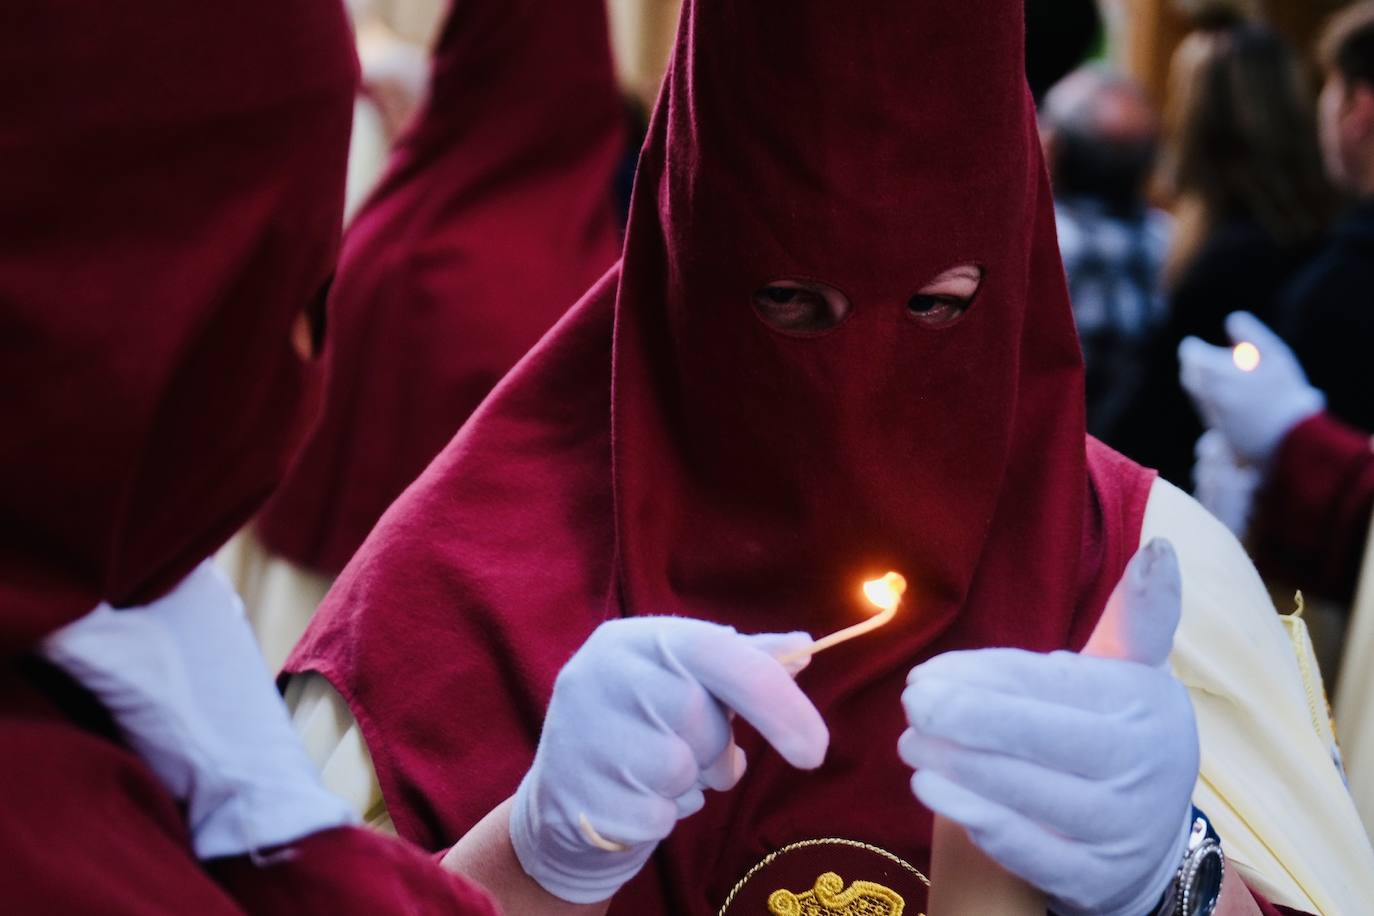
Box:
582 571 908 853
1233 341 1261 372
776 571 907 666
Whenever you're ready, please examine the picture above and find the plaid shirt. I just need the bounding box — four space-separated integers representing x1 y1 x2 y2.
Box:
1055 195 1172 438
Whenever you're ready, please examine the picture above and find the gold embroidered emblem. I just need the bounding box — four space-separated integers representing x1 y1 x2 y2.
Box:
766 871 904 916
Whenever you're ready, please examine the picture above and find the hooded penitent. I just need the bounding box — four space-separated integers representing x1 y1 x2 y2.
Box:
288 0 1154 911
254 0 626 574
0 1 356 656
0 0 356 908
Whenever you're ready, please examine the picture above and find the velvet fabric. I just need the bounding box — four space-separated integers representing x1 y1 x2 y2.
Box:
0 1 354 655
255 0 625 574
1252 412 1374 604
288 0 1159 911
0 3 493 911
0 658 497 915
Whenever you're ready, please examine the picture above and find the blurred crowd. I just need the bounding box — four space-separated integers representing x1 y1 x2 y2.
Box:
1044 2 1374 660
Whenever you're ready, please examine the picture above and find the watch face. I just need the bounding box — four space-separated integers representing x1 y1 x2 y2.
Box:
1186 842 1225 916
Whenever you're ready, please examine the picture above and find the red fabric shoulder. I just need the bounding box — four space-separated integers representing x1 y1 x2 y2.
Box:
209 828 498 915
286 272 621 850
1252 412 1374 604
1072 438 1156 647
0 658 243 913
0 658 496 915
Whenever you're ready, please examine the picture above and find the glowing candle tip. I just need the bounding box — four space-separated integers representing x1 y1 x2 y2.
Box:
777 570 907 667
1233 342 1261 373
863 571 908 611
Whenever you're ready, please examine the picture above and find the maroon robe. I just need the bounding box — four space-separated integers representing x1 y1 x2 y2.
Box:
255 0 626 575
0 1 492 910
1252 412 1374 604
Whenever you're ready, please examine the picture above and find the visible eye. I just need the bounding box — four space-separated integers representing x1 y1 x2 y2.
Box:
907 264 984 328
752 280 851 334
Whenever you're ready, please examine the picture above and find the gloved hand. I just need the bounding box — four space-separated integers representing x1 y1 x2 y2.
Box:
1193 429 1261 538
1179 311 1324 467
41 561 356 859
899 539 1198 916
510 617 829 904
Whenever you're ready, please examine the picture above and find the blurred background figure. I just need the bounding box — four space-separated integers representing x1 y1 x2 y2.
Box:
1117 0 1349 108
1112 13 1336 487
345 0 447 218
1181 4 1374 831
1175 2 1374 840
1179 310 1374 838
607 0 683 115
225 0 628 670
1025 0 1103 102
1274 1 1374 432
1042 65 1171 444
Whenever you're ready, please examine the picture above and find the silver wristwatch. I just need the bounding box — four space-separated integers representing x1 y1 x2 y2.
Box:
1152 808 1225 916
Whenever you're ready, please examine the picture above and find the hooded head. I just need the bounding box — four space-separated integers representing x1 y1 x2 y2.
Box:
0 1 357 652
287 1 1150 891
253 0 626 575
613 0 1091 670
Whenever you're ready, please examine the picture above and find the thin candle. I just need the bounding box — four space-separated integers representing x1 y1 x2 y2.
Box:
777 571 907 667
582 570 907 854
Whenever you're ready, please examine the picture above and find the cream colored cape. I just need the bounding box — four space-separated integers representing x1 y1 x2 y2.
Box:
216 529 333 675
1147 479 1374 914
288 479 1374 913
1335 512 1374 843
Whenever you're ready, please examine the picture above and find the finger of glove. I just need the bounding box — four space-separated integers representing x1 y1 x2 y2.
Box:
1194 429 1239 464
673 788 707 819
572 788 681 848
1177 338 1235 409
909 649 1145 713
699 742 747 792
900 678 1120 778
642 734 706 800
1083 538 1182 669
677 631 828 769
740 631 814 677
913 769 1084 897
1177 336 1235 378
658 677 739 776
901 731 1114 843
1225 311 1289 361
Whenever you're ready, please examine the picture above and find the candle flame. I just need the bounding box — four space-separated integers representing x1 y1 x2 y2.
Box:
775 571 907 667
1232 342 1261 373
863 571 907 612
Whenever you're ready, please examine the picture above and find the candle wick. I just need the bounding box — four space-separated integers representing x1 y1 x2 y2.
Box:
776 571 906 666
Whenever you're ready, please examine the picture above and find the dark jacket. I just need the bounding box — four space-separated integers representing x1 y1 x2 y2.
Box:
1112 215 1319 487
1278 201 1374 433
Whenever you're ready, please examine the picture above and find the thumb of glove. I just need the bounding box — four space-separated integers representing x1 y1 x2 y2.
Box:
1225 312 1296 372
1083 538 1183 669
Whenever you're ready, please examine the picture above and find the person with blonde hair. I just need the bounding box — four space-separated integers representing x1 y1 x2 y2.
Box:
1116 14 1336 487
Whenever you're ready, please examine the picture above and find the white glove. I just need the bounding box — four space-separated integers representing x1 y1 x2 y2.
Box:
510 617 829 904
1193 429 1262 538
41 561 356 859
899 539 1198 916
1179 311 1324 467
